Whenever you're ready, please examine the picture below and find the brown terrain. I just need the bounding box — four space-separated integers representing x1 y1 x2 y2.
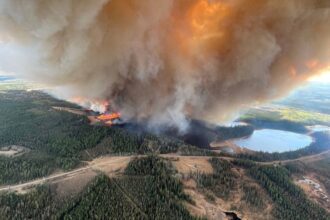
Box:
261 150 330 165
182 170 274 220
52 107 86 116
183 179 228 220
210 140 253 155
169 156 214 175
294 174 329 211
1 152 328 193
0 152 329 219
0 156 132 195
3 106 328 218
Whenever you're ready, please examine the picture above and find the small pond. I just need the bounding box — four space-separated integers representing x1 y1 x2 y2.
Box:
234 129 313 153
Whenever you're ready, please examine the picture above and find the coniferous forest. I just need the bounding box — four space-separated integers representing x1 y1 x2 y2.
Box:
0 91 329 220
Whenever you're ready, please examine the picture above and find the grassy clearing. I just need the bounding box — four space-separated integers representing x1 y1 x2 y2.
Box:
280 108 330 125
0 80 39 91
241 107 330 126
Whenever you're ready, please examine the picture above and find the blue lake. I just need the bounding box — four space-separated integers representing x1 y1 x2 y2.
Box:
234 129 313 153
0 76 15 81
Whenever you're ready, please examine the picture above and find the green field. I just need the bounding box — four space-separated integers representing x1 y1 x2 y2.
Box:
241 106 330 126
0 79 40 91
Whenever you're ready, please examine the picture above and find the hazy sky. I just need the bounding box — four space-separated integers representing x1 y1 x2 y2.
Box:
309 70 330 83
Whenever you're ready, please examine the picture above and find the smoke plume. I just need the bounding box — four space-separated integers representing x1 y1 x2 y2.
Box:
0 0 330 130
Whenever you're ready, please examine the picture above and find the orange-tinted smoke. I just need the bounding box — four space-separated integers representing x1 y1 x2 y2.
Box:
0 0 330 130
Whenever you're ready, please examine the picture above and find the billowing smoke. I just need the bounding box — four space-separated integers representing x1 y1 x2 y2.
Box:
0 0 330 131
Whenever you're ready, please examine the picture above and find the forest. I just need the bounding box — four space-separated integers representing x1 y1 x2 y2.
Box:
0 91 190 184
0 91 110 184
241 116 308 133
179 119 254 148
0 90 329 219
234 160 330 220
0 156 200 220
0 90 253 184
191 158 238 200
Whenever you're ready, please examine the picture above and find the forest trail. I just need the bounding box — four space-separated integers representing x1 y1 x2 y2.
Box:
258 149 330 165
0 150 329 193
0 156 131 193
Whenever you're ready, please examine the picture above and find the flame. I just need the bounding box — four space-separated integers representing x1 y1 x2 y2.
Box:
97 112 121 121
70 96 121 125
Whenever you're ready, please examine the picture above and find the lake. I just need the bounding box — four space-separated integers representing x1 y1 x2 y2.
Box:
234 129 313 153
0 76 15 81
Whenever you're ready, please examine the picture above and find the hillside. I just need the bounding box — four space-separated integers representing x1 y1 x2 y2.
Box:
0 90 329 220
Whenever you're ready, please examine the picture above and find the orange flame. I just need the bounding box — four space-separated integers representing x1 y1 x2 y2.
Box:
97 112 121 121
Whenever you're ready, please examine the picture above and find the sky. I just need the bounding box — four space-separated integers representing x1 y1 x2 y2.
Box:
309 69 330 83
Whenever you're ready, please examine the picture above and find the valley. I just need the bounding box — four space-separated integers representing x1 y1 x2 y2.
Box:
0 89 329 220
1 1 330 219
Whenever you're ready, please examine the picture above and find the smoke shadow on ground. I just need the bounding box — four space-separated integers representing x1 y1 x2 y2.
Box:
122 119 254 149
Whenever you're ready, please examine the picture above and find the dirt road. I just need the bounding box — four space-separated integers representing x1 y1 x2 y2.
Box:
162 149 330 166
0 150 329 193
0 156 131 193
259 149 330 165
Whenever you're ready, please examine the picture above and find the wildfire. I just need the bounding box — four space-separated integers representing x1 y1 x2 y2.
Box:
69 96 122 126
97 112 121 121
69 97 110 113
96 111 122 126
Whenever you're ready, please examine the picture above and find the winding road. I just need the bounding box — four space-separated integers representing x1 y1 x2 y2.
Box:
1 150 329 193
